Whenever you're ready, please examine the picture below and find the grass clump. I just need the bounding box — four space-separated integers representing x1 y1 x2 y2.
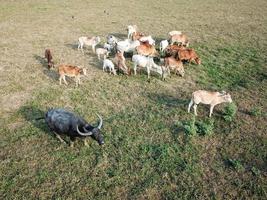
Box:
181 117 214 136
223 103 238 122
249 107 263 117
182 117 197 137
196 118 214 136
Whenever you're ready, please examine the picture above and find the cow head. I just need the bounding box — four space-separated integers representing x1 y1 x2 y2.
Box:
76 114 104 145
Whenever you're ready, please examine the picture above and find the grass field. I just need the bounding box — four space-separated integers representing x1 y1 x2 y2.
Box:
0 0 266 199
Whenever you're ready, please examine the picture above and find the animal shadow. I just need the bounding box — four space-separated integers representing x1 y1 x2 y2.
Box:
65 43 78 50
18 105 49 133
34 54 47 68
43 68 59 82
146 92 188 108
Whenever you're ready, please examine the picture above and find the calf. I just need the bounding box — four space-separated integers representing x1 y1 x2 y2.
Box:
45 108 104 147
127 25 137 39
188 90 233 117
165 45 185 58
164 57 185 77
78 36 101 53
139 35 155 45
96 48 110 60
159 40 169 53
113 51 130 75
178 48 201 65
45 49 54 69
58 64 87 87
103 58 116 75
136 41 159 57
168 30 182 37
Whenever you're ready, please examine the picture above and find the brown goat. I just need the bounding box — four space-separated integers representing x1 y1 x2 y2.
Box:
164 57 185 77
113 51 130 75
136 41 159 57
45 49 54 69
170 34 189 47
177 49 201 65
58 64 87 87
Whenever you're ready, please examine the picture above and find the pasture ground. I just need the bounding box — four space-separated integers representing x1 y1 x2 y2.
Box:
0 0 266 199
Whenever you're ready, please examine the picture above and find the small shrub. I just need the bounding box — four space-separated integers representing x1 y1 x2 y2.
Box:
196 118 214 136
223 103 237 122
228 159 244 172
182 117 197 136
249 107 262 117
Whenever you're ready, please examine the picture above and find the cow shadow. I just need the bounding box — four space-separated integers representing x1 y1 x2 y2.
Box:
65 43 78 50
146 92 189 108
43 68 59 82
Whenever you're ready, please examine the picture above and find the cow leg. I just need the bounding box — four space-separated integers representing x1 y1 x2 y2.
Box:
53 132 66 144
146 65 150 79
59 76 62 85
63 76 68 85
188 99 193 113
193 104 198 116
209 105 215 117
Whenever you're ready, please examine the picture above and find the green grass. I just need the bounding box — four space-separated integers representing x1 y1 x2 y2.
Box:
0 0 267 199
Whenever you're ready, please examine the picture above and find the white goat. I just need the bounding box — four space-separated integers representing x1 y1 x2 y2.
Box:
132 55 168 79
159 40 169 53
127 25 137 39
188 90 233 117
139 35 155 45
78 36 101 53
103 59 116 75
168 30 182 37
116 39 140 53
96 48 110 60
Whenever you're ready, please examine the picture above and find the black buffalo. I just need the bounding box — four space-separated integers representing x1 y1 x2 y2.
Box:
44 108 104 147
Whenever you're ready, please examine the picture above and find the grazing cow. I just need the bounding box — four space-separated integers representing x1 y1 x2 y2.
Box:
45 49 54 69
58 64 87 87
170 34 189 47
113 51 130 75
116 39 140 53
139 35 155 45
44 108 104 147
132 54 169 80
177 49 201 65
78 36 101 53
136 41 159 57
165 45 185 58
188 90 233 117
107 35 118 46
164 57 185 77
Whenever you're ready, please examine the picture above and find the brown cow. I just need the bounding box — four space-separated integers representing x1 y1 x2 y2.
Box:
58 64 87 87
177 49 201 65
45 49 54 69
164 57 185 77
136 41 159 57
164 45 185 58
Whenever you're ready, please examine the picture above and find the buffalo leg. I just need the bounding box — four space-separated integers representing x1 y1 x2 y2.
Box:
70 136 76 147
53 132 66 144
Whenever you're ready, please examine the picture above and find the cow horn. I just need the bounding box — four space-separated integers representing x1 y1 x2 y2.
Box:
96 114 103 129
76 125 92 136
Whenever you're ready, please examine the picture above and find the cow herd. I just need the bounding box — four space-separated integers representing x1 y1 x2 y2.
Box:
41 25 233 147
